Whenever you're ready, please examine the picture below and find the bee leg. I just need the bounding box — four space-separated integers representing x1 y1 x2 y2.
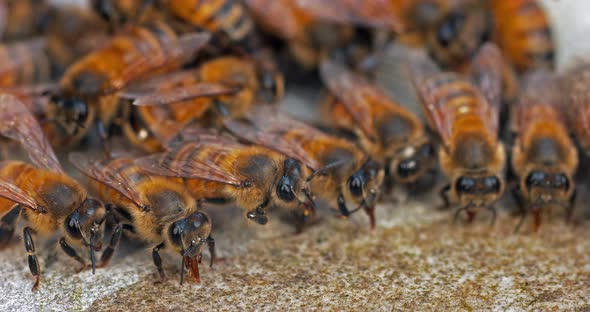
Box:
364 204 377 229
23 227 41 291
152 242 166 283
337 193 350 218
453 205 470 224
512 185 527 233
292 210 308 234
488 206 497 227
438 184 451 210
96 119 111 159
565 188 577 224
97 223 123 268
532 210 542 233
0 205 21 248
59 237 87 273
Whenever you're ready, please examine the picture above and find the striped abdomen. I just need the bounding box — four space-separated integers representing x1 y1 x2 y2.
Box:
60 22 186 97
492 0 554 72
167 0 253 41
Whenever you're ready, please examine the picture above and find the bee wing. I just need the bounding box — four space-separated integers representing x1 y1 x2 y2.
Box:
245 0 305 40
319 60 381 140
470 43 503 115
223 118 320 170
171 125 242 147
120 83 240 106
135 142 243 186
68 153 147 208
516 70 564 130
105 32 211 94
0 180 46 214
294 0 404 32
0 94 63 172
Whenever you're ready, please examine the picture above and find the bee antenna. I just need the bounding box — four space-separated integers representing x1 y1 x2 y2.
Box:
306 159 348 183
89 232 96 274
207 236 215 268
302 187 317 215
180 254 186 285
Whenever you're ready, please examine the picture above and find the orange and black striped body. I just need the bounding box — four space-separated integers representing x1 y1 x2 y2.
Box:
47 22 208 147
158 142 290 216
512 71 577 230
491 0 554 72
0 38 52 87
87 157 198 244
120 56 260 152
278 127 382 211
416 72 505 217
71 153 213 283
0 161 86 235
246 0 356 68
60 21 200 97
167 0 254 42
319 61 435 186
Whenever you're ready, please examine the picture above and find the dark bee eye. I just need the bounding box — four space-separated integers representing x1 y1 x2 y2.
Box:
348 175 363 197
455 177 475 193
526 171 546 188
168 220 185 248
418 144 435 159
276 177 295 202
437 12 465 47
397 159 419 178
483 176 500 193
64 214 82 240
553 174 570 190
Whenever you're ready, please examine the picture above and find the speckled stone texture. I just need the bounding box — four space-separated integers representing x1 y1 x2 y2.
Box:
1 0 590 310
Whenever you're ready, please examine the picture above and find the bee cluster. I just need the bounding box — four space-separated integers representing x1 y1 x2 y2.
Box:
0 0 584 292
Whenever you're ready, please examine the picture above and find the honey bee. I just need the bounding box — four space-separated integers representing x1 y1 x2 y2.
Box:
0 6 109 88
319 60 436 189
1 0 50 41
134 129 316 228
245 0 403 69
110 56 269 152
425 0 492 71
426 0 553 73
224 106 384 228
69 153 215 284
412 54 506 223
490 0 554 72
511 70 577 232
91 0 162 29
563 61 590 155
45 22 210 147
0 94 107 291
165 0 255 44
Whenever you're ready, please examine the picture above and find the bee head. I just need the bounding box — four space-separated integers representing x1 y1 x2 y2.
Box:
64 198 107 273
524 170 572 208
391 142 436 184
51 95 92 133
167 211 215 284
167 211 213 258
453 173 503 207
428 5 492 68
346 159 384 208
